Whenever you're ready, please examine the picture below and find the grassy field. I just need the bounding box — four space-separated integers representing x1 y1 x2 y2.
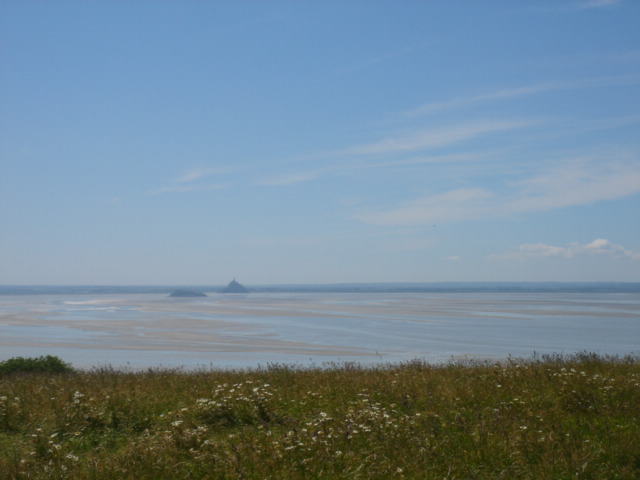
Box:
1 353 639 479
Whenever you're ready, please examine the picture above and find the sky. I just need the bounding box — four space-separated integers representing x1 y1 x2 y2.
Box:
1 0 639 285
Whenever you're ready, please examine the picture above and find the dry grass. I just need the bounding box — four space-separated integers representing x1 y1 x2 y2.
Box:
1 353 639 479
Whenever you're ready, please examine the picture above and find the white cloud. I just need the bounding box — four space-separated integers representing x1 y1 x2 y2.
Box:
342 120 535 157
497 243 567 259
583 238 640 259
367 150 503 169
355 152 640 226
407 84 560 116
509 157 640 212
355 188 495 226
176 166 234 183
493 239 640 261
575 0 622 9
406 74 640 117
147 166 234 196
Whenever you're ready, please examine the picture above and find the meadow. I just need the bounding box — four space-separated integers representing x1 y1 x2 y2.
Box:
1 353 639 479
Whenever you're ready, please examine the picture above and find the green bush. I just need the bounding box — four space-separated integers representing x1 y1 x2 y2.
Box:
0 355 73 375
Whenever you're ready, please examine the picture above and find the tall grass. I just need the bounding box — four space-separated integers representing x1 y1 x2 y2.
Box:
1 353 639 479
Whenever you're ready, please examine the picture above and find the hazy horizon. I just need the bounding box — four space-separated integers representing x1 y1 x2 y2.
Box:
1 282 639 296
2 1 639 285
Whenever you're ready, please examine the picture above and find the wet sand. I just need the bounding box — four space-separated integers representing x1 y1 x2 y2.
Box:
1 292 639 369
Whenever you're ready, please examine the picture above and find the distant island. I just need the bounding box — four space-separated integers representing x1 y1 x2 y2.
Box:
2 282 639 296
169 290 207 298
219 280 248 294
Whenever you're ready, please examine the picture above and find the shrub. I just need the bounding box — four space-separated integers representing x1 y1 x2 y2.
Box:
0 355 73 375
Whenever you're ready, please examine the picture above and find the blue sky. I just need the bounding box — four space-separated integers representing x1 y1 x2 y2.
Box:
1 0 639 285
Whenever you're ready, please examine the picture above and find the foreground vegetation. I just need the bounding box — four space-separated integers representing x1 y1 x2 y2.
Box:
0 355 73 376
1 353 639 479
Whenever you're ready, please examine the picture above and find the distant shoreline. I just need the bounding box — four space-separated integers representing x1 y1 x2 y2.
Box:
1 282 639 295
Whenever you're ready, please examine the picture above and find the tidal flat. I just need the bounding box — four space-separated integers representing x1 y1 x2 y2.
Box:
1 291 638 369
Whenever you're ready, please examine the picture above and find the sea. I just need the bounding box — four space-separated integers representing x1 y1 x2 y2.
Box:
1 283 639 370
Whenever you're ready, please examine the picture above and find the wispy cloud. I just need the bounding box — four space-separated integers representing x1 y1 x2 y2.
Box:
147 165 234 196
355 152 640 226
175 166 234 183
367 151 496 168
406 84 559 116
281 123 522 176
355 188 496 226
406 74 640 117
341 120 535 157
508 156 640 212
493 239 640 260
574 0 623 10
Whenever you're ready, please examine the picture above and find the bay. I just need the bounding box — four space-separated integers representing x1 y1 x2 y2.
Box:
1 292 638 369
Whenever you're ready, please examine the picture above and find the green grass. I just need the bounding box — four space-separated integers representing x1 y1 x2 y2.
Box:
1 353 639 479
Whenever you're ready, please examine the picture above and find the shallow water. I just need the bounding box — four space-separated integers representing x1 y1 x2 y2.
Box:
0 292 638 369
